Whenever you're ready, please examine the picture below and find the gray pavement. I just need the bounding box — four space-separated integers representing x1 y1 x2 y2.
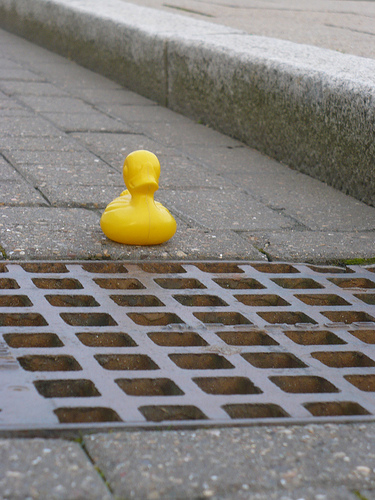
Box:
1 0 374 205
0 4 375 500
0 29 374 263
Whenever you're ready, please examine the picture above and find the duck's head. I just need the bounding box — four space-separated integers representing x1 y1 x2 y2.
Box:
123 150 160 194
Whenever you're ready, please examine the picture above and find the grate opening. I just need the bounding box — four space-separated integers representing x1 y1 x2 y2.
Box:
115 378 184 396
235 294 290 307
76 332 137 347
17 355 82 372
94 278 145 290
139 405 207 422
139 263 186 274
0 264 8 273
195 263 244 274
22 263 68 273
223 403 290 419
354 293 375 305
329 278 375 289
194 311 251 325
173 294 228 307
193 376 262 395
55 407 122 423
34 379 100 398
216 331 279 346
155 278 206 290
128 312 183 326
32 278 83 290
0 278 20 289
147 331 207 346
95 354 159 371
284 330 346 345
60 312 117 326
367 266 375 273
0 295 33 307
272 278 323 289
345 374 375 392
321 310 375 324
304 401 370 417
242 352 307 369
45 295 100 307
307 265 353 274
4 333 64 348
348 329 375 344
213 278 264 290
251 263 299 274
311 351 375 368
0 313 47 327
270 376 339 393
169 353 234 370
82 262 128 273
110 295 164 307
295 294 351 306
257 311 317 325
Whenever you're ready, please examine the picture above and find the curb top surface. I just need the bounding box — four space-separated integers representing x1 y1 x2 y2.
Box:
126 0 375 60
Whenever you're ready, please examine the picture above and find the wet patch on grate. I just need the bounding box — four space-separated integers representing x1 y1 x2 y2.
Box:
0 261 375 433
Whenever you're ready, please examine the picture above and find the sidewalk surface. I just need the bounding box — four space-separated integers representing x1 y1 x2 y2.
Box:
1 0 375 206
0 29 374 263
0 0 375 497
128 0 375 59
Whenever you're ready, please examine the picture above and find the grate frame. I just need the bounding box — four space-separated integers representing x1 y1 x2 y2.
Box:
0 260 375 435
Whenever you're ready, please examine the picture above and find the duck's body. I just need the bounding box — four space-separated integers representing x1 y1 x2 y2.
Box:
100 151 176 245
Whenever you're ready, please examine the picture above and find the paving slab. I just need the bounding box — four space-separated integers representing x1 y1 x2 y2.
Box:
159 189 296 231
0 116 62 138
0 207 103 259
15 95 108 114
40 112 131 134
248 231 375 263
83 424 375 499
0 157 23 182
0 438 112 500
9 159 120 187
0 180 48 207
0 80 70 97
0 136 87 153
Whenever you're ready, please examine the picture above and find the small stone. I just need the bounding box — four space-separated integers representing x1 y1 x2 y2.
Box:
147 491 160 500
355 466 371 476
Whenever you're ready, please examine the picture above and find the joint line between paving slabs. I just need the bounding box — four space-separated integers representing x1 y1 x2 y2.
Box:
75 436 115 497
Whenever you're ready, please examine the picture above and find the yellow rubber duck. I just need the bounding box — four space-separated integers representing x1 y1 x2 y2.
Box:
100 150 176 245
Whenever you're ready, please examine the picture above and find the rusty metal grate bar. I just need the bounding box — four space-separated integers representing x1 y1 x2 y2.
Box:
0 261 375 434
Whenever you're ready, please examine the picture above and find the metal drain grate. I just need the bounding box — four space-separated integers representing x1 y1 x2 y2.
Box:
1 261 375 433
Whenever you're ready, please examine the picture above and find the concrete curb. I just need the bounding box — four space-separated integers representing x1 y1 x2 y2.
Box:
0 0 374 206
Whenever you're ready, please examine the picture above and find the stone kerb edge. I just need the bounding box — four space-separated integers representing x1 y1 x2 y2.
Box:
166 37 375 205
0 0 374 205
